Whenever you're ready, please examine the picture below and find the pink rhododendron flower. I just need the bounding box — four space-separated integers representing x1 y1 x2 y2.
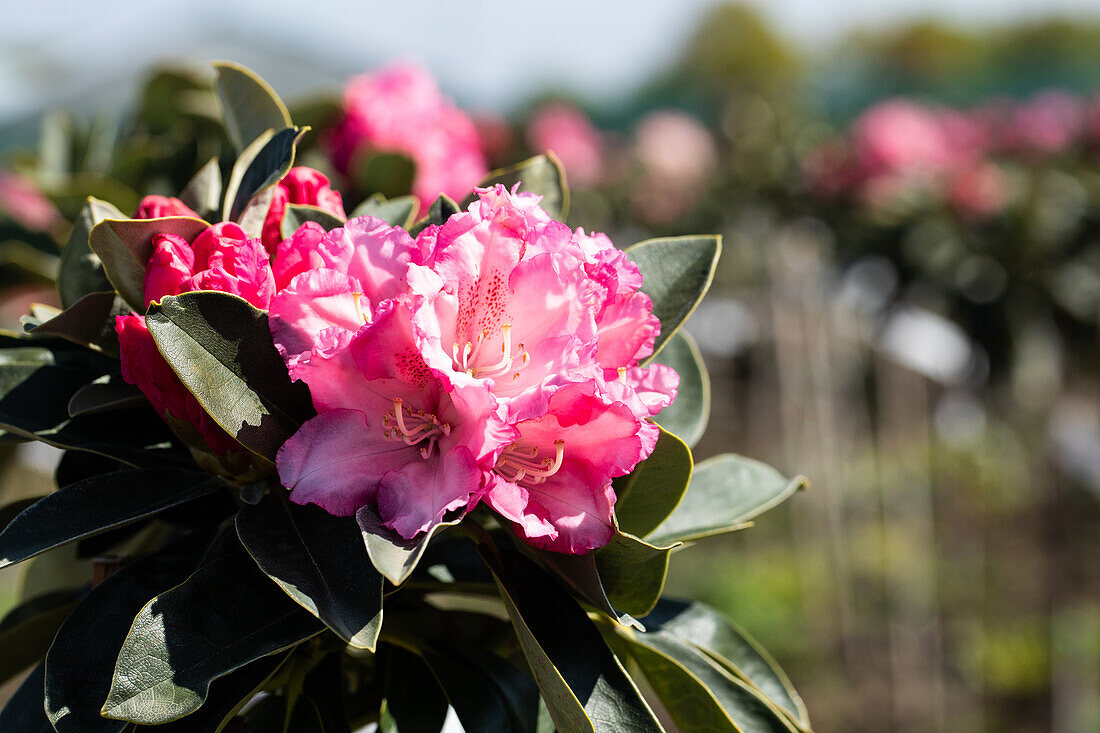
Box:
527 102 603 187
948 162 1009 219
853 100 955 181
0 173 62 232
271 186 676 554
1003 91 1084 155
261 167 346 255
327 63 487 214
115 220 276 458
133 195 199 220
631 110 717 224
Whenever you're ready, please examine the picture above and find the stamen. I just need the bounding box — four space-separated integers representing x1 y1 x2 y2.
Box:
352 292 368 324
384 397 448 459
494 440 566 486
617 367 627 384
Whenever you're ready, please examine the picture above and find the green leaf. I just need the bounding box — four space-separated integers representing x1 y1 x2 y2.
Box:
355 151 416 200
214 61 292 151
101 540 323 725
146 291 315 462
223 126 303 222
45 532 214 733
651 330 710 448
237 494 383 649
613 426 692 538
88 216 210 310
67 374 145 416
0 468 219 569
535 549 641 630
0 662 53 732
383 647 450 733
30 290 127 355
349 193 419 228
646 454 807 546
409 194 462 237
625 235 721 360
0 496 40 529
178 157 223 220
477 544 663 733
467 154 569 220
644 599 809 730
58 197 122 308
594 532 676 618
618 630 797 733
0 589 82 685
357 505 463 586
280 203 346 241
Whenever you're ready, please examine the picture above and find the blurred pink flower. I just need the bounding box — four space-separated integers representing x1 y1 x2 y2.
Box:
261 167 346 255
327 63 487 214
526 102 603 186
473 113 515 168
0 173 61 232
853 100 955 180
631 110 716 224
1003 91 1084 155
948 161 1009 219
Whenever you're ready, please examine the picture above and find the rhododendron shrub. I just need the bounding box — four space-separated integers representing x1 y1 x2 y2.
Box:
0 62 811 733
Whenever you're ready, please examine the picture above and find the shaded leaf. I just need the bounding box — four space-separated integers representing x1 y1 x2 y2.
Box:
58 197 122 309
178 157 222 220
383 647 449 733
355 152 416 200
0 662 53 732
223 126 303 222
466 154 568 220
237 494 383 649
0 468 219 569
280 203 346 241
626 235 721 360
651 330 710 448
214 61 292 151
88 216 210 310
0 589 82 685
67 374 145 416
146 291 315 461
594 532 676 618
349 193 418 228
30 290 127 355
101 539 323 725
417 643 539 733
534 549 641 630
647 454 807 546
357 505 462 586
613 426 692 539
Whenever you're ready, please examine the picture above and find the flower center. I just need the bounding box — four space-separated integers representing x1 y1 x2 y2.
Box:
382 398 450 459
494 440 565 486
452 323 530 381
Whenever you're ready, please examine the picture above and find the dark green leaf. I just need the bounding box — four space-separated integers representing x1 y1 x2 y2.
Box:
178 157 223 221
355 152 416 200
301 652 352 733
88 216 210 310
429 194 460 225
534 549 641 630
477 544 662 733
644 599 809 729
0 496 39 530
101 540 323 724
466 154 569 220
223 126 303 222
214 61 292 151
357 505 462 586
651 331 710 448
30 290 127 355
0 468 219 569
237 494 383 649
594 532 675 618
55 450 126 489
0 589 82 684
58 197 122 308
146 291 315 461
67 375 145 416
45 532 213 733
349 194 418 228
613 426 692 539
383 647 449 733
0 662 53 732
280 203 346 241
625 235 721 360
647 454 807 546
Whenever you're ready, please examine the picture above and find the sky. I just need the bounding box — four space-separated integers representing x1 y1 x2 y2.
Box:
2 0 1100 126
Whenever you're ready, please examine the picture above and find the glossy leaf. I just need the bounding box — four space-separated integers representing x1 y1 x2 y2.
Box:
178 157 223 221
646 454 807 546
467 153 569 220
594 532 676 618
67 374 145 416
651 330 710 448
101 540 323 724
88 216 210 310
0 468 219 569
0 589 82 684
349 193 419 228
478 544 662 733
223 126 303 222
214 61 292 151
146 291 315 461
355 151 416 200
357 505 462 586
645 599 809 730
58 197 122 308
535 549 641 629
30 290 127 355
280 203 347 240
613 426 692 538
237 495 384 649
45 532 213 733
0 662 53 732
626 235 721 360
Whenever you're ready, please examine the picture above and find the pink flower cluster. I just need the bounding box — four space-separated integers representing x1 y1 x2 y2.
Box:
327 64 488 215
270 185 677 554
526 102 603 187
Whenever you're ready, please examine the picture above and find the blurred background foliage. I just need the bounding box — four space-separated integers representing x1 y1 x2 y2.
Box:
2 3 1099 732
